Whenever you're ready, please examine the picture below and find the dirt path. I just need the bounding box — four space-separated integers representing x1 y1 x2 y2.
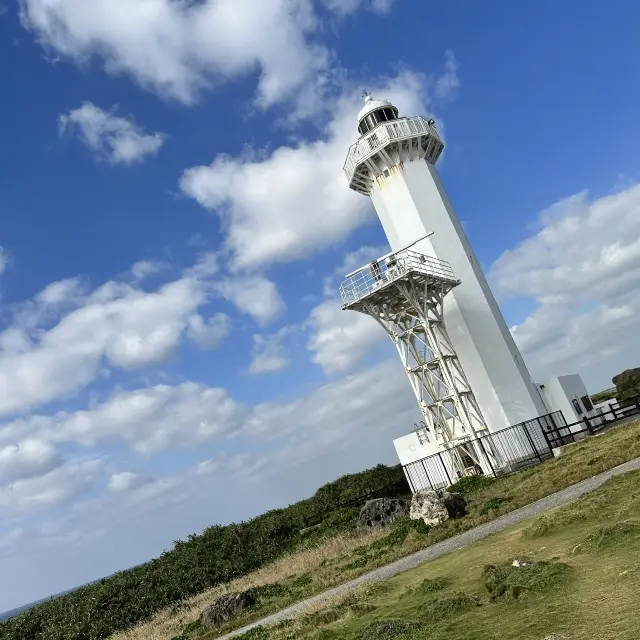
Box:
217 456 640 638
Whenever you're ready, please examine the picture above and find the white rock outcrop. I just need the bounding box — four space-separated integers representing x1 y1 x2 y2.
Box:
409 489 450 526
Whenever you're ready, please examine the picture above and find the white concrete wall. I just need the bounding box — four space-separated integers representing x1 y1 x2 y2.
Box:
393 432 456 491
371 158 547 433
393 432 440 466
539 375 596 429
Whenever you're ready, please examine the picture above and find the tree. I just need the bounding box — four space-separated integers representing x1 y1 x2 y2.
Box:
612 368 640 407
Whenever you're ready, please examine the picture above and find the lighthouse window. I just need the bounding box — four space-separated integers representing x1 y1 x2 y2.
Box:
358 107 399 135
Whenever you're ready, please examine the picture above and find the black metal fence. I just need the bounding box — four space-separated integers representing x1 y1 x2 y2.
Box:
403 396 640 493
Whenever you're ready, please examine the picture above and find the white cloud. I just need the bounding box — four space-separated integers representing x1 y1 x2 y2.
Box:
490 183 640 389
306 297 387 374
180 61 458 269
240 358 418 451
249 327 294 374
20 0 331 111
59 102 166 165
35 277 86 305
186 313 231 350
305 245 390 374
108 472 152 493
130 260 166 281
0 268 211 418
216 275 285 325
321 0 395 17
0 357 423 607
0 459 103 515
0 439 61 483
4 382 245 455
0 246 8 275
195 459 218 476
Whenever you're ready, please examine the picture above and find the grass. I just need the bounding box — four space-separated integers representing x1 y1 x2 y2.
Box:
113 418 640 640
241 469 640 640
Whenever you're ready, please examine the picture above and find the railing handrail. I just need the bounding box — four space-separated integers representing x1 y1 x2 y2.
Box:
343 115 440 178
402 397 640 492
339 248 457 307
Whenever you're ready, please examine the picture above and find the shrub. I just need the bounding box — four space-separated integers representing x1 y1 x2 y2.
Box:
483 559 571 600
481 496 510 515
361 619 416 639
0 464 405 640
447 475 496 494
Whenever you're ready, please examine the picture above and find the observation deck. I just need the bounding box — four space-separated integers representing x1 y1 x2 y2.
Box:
344 116 444 195
339 249 460 313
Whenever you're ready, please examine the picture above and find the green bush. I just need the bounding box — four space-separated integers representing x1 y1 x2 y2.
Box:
481 496 510 515
447 474 496 494
483 558 571 600
0 464 406 640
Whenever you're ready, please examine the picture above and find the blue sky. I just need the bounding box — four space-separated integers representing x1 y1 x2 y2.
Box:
1 0 640 612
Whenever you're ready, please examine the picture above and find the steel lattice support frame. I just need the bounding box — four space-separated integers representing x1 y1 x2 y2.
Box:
350 269 490 474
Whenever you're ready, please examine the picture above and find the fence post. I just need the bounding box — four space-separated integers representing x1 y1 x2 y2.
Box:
583 415 594 435
477 436 497 477
539 417 554 452
437 452 453 487
522 423 543 462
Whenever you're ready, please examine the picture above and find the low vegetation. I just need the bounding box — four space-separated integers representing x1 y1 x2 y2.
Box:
3 419 640 640
0 464 408 640
237 469 640 639
113 417 640 640
590 386 617 405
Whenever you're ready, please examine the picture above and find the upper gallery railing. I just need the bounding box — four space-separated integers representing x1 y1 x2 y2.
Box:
343 116 442 184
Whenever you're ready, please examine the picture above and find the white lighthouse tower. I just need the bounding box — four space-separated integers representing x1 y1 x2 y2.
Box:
339 93 548 475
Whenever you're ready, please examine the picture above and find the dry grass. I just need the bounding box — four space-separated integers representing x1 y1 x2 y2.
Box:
111 419 640 640
256 470 640 640
112 531 387 640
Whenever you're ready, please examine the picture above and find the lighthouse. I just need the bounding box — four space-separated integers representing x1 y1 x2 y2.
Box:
339 93 548 474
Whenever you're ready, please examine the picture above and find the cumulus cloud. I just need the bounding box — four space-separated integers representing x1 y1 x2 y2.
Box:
108 472 152 493
59 102 166 165
306 245 390 374
321 0 395 17
180 61 459 269
0 246 8 275
0 254 235 418
130 260 167 281
20 0 331 111
0 458 103 515
186 313 231 350
0 276 204 417
0 439 61 483
490 183 640 388
306 298 387 374
249 327 294 374
216 275 285 325
0 357 422 605
1 382 245 455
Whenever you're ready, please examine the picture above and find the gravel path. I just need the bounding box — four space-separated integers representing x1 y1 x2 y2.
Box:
218 457 640 639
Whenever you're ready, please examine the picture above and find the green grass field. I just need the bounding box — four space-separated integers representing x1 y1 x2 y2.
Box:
242 469 640 640
116 418 640 640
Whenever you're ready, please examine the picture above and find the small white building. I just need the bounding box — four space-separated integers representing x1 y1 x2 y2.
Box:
394 372 598 491
536 374 598 428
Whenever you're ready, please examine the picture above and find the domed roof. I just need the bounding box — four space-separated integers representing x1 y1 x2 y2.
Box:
357 93 396 123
